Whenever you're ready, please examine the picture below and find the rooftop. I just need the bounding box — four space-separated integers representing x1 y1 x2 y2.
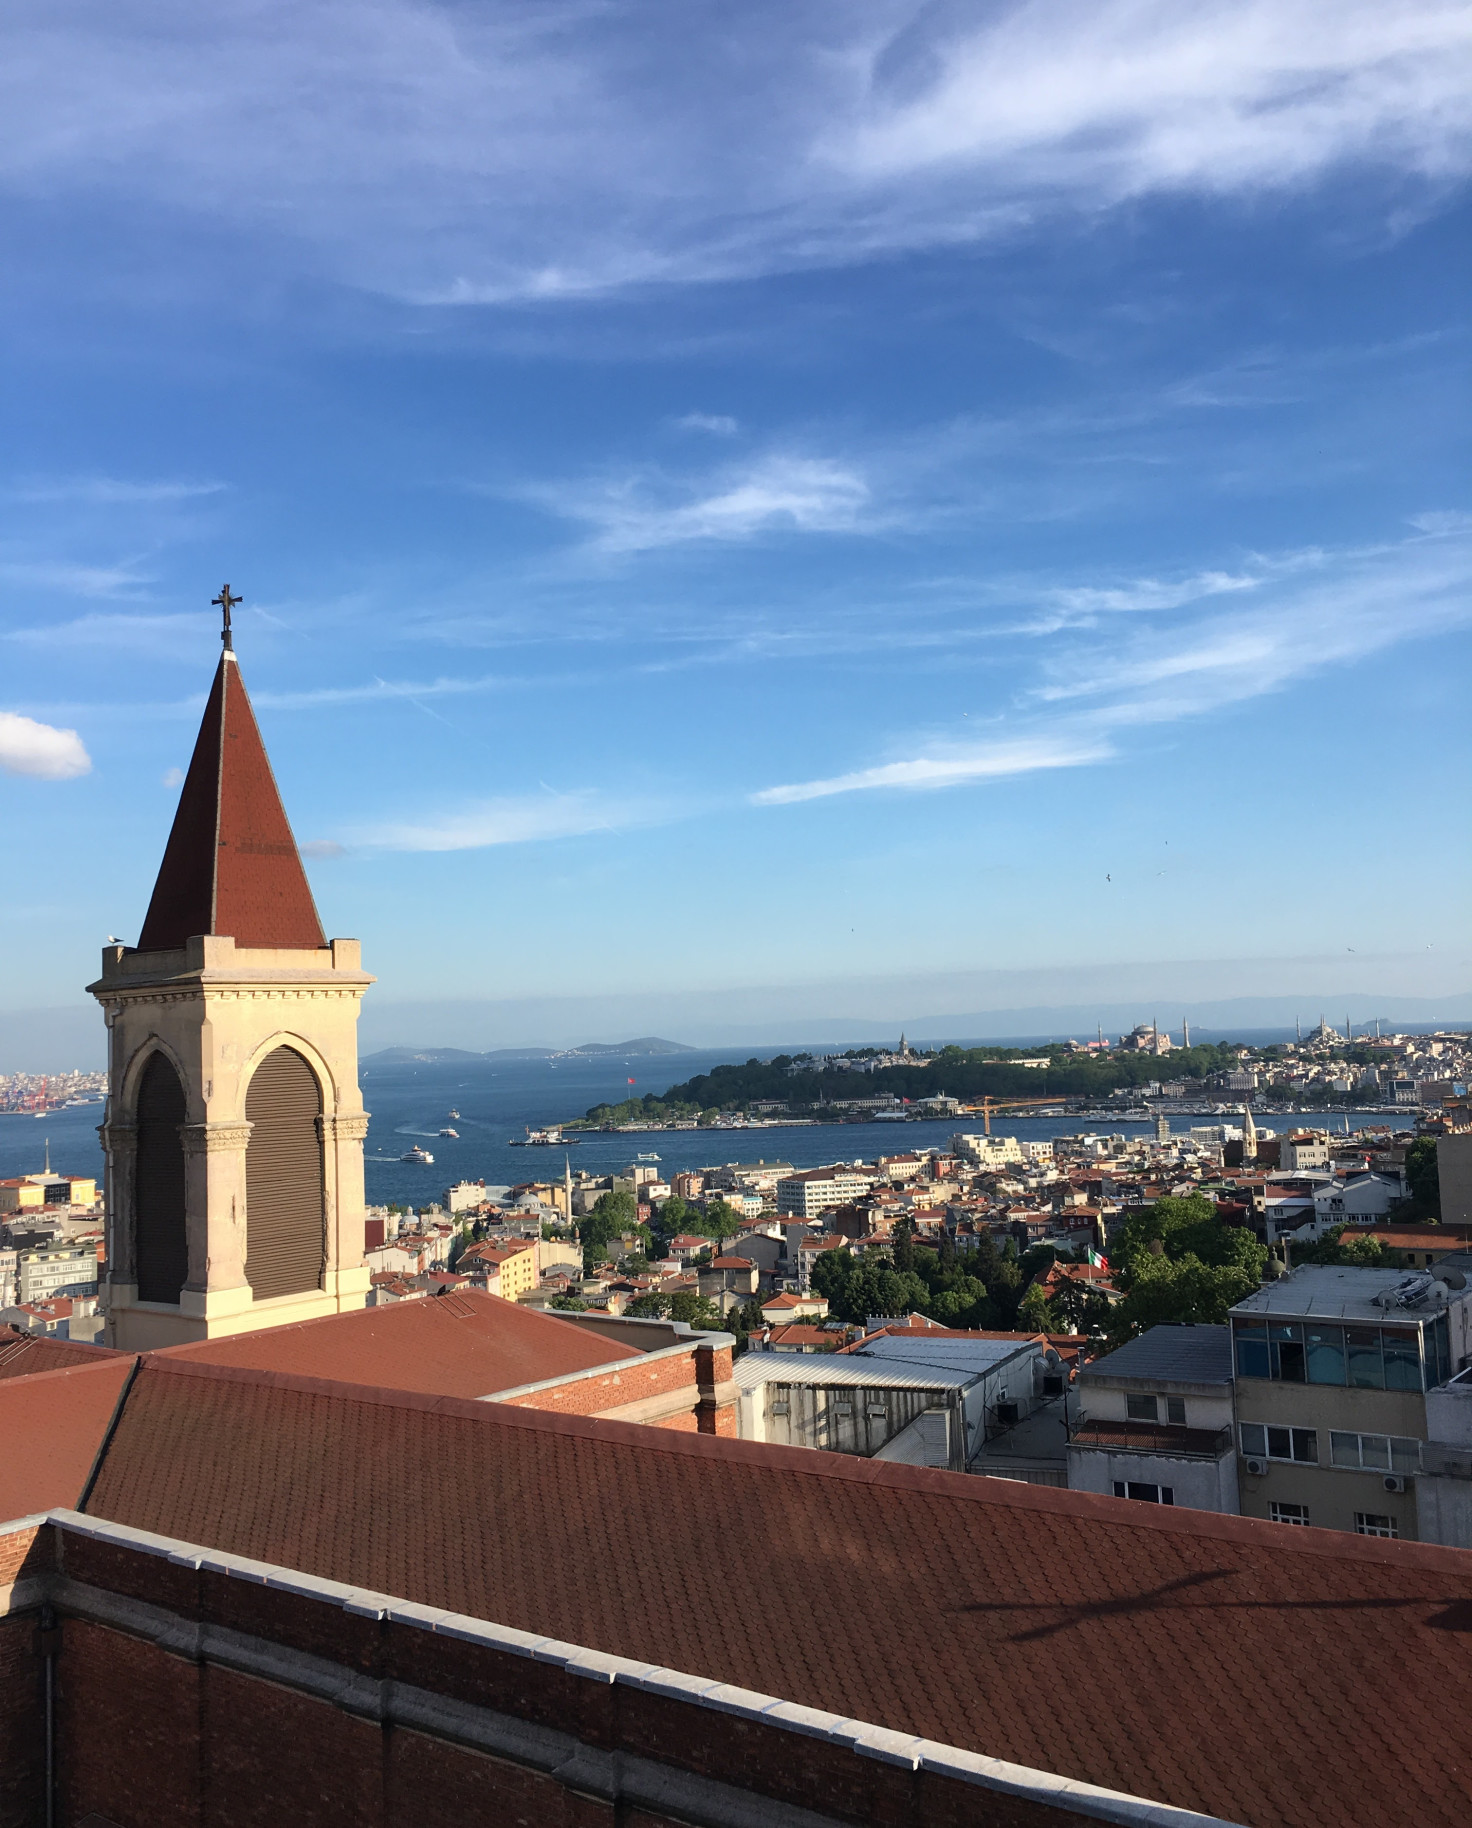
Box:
850 1334 1038 1378
1232 1266 1461 1324
61 1352 1472 1827
155 1287 647 1398
1079 1324 1233 1389
736 1353 977 1392
136 649 326 952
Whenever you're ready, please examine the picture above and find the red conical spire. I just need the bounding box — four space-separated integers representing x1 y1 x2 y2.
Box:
137 650 326 952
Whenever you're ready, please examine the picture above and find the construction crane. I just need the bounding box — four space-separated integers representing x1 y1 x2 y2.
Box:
964 1093 1069 1136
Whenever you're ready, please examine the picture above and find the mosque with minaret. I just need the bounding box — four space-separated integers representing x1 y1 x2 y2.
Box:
88 590 372 1348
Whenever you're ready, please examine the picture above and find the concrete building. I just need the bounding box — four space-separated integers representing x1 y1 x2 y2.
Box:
774 1166 874 1219
89 630 372 1348
1231 1267 1472 1539
459 1240 538 1302
951 1134 1025 1170
1068 1325 1238 1512
735 1353 978 1470
15 1243 99 1308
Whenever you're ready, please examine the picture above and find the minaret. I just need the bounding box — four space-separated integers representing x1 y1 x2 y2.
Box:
1242 1103 1258 1163
1182 1018 1190 1050
89 591 373 1348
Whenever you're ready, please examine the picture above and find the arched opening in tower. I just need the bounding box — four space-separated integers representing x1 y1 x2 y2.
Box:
245 1045 325 1300
135 1052 188 1303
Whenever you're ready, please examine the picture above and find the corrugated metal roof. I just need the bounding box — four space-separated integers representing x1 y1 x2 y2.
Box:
735 1354 974 1391
1232 1266 1454 1323
853 1335 1034 1378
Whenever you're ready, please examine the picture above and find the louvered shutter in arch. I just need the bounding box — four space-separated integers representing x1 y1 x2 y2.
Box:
135 1052 188 1303
244 1045 325 1301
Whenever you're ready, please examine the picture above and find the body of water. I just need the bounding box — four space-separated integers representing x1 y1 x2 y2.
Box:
0 1050 1412 1212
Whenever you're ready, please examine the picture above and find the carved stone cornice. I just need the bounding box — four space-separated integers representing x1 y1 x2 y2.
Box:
179 1122 253 1155
99 1123 137 1154
320 1114 371 1143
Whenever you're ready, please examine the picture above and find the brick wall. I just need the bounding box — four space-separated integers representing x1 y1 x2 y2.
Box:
23 1525 1116 1828
502 1347 699 1420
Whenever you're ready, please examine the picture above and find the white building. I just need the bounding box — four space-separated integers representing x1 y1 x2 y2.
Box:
1068 1325 1238 1513
951 1134 1025 1170
774 1167 874 1219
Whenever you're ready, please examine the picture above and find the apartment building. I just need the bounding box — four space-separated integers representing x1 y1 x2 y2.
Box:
1231 1267 1472 1540
774 1166 874 1219
1068 1325 1237 1513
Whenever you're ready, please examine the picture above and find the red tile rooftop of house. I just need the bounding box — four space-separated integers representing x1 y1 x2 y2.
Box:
63 1353 1472 1828
136 649 326 952
0 1357 134 1519
0 1327 121 1382
152 1287 644 1399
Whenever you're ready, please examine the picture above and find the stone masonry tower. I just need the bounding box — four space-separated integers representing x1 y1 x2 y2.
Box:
88 601 372 1348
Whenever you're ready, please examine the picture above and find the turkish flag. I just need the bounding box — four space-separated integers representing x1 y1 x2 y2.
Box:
628 1077 636 1085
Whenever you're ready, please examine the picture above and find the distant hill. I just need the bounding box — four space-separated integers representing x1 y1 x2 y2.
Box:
362 1036 694 1066
565 1037 695 1056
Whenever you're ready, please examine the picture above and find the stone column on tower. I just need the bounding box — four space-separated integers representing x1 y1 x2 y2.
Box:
89 624 373 1348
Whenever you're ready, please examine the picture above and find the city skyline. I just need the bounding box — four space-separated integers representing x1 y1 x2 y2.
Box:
2 2 1469 1030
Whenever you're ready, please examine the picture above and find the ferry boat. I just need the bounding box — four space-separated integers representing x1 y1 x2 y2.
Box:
400 1145 435 1165
447 1108 461 1119
510 1126 578 1147
438 1127 459 1138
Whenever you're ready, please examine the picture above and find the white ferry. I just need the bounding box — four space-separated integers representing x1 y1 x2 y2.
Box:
400 1145 435 1165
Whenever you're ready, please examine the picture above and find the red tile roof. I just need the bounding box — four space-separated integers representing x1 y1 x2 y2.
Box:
154 1288 644 1399
137 650 326 951
0 1326 122 1383
0 1357 134 1520
74 1355 1472 1828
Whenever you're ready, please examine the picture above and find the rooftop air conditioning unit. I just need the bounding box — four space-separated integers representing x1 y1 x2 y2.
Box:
1244 1457 1268 1477
1384 1474 1407 1494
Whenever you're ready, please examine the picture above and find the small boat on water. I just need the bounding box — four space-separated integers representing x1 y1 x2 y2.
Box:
510 1126 578 1147
636 1151 661 1162
447 1108 461 1119
439 1127 459 1138
401 1145 435 1164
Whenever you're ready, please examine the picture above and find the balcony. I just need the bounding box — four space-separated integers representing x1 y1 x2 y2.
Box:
1069 1420 1233 1460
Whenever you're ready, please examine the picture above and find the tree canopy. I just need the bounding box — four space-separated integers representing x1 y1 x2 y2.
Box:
1104 1193 1265 1345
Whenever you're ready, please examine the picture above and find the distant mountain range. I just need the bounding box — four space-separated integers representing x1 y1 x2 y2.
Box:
362 1036 697 1066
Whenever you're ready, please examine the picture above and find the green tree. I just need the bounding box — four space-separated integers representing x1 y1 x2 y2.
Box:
669 1290 723 1329
1406 1138 1441 1218
1291 1226 1407 1269
1103 1193 1266 1346
689 1198 743 1248
579 1188 638 1270
891 1219 916 1273
1017 1283 1057 1333
548 1294 587 1311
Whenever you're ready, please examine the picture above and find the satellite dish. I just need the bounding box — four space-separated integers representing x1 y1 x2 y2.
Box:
1440 1270 1466 1291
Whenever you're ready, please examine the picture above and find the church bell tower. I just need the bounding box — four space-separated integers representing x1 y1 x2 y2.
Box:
89 591 373 1348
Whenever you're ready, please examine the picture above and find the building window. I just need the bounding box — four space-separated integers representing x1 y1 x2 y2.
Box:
1240 1423 1317 1463
1126 1394 1158 1422
1328 1431 1421 1472
1236 1319 1434 1392
1270 1502 1311 1526
1113 1481 1174 1504
1354 1512 1399 1538
1165 1396 1187 1426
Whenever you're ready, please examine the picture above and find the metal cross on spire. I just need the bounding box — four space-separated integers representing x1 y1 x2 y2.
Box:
212 584 242 651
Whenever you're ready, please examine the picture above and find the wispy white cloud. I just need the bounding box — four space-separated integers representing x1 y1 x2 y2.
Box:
6 611 195 646
753 733 1111 805
7 477 225 505
525 452 874 551
361 789 659 852
752 523 1472 806
0 711 91 779
301 839 347 859
0 560 153 599
1 3 1465 302
673 413 739 436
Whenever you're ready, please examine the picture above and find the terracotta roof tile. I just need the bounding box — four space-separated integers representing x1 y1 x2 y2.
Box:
137 651 325 951
74 1354 1472 1828
154 1287 644 1398
0 1327 123 1382
0 1357 134 1520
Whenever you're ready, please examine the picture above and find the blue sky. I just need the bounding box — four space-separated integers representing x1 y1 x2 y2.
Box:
2 1 1470 1049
